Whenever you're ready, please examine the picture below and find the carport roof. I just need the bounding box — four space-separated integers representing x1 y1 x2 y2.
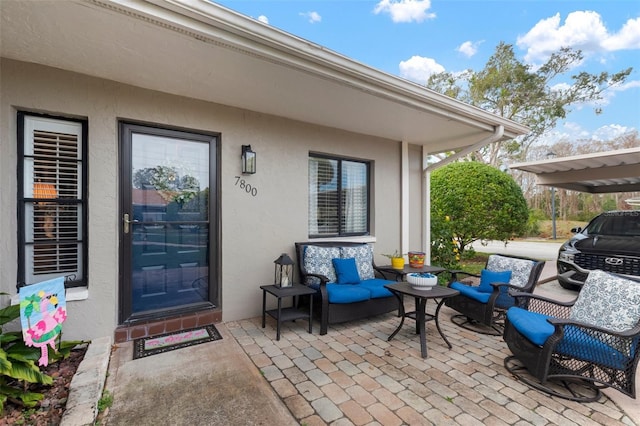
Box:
510 147 640 193
0 0 529 154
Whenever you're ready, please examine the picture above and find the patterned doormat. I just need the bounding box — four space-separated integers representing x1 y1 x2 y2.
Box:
133 325 222 359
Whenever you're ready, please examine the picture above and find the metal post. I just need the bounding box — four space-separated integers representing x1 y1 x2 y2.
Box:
551 186 556 240
546 151 557 240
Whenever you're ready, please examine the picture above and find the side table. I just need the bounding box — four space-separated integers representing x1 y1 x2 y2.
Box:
261 284 315 340
384 282 459 358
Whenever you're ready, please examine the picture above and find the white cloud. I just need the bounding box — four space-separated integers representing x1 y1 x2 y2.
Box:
602 17 640 50
457 40 482 58
399 55 445 83
517 11 640 64
257 15 269 24
592 124 633 141
373 0 436 24
537 121 633 144
300 11 322 24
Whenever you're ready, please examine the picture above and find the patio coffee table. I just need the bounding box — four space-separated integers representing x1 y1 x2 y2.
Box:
384 282 459 358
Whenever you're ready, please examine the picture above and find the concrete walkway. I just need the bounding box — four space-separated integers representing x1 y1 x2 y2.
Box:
101 323 295 425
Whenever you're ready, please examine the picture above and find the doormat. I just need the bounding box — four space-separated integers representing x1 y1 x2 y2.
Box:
133 325 222 359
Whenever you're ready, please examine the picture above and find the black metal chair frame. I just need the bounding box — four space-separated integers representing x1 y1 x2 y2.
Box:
503 283 640 402
445 254 545 335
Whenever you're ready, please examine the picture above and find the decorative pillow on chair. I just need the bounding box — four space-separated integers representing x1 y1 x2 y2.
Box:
569 269 640 332
478 269 512 293
487 255 534 288
332 258 361 284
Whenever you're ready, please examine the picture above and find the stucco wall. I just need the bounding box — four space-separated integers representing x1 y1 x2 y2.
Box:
1 58 420 340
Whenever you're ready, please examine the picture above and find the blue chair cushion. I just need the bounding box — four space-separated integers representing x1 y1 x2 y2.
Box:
325 283 371 304
359 278 394 299
478 269 512 293
507 307 554 346
332 257 361 284
556 326 633 370
450 282 491 303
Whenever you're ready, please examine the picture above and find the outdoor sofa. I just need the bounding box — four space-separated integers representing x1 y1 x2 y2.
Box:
295 241 398 335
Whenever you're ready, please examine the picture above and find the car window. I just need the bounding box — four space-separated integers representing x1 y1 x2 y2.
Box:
584 213 640 237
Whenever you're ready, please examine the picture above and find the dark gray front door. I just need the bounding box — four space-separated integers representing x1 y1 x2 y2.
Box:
119 122 218 322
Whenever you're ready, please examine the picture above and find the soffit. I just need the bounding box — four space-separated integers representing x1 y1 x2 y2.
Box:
0 0 529 154
510 147 640 193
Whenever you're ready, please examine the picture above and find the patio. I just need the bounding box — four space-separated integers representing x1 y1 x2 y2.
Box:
228 291 636 425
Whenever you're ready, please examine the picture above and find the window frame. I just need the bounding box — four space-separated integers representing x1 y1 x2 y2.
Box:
17 112 89 289
308 153 371 238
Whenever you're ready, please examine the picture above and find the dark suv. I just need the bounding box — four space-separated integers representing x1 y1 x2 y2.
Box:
557 210 640 290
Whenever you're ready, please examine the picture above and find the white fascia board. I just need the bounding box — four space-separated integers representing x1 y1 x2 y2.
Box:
107 0 529 138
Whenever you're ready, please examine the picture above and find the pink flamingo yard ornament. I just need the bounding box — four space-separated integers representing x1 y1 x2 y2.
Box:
19 277 67 367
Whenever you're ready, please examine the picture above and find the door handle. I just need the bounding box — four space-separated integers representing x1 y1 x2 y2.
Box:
123 213 138 234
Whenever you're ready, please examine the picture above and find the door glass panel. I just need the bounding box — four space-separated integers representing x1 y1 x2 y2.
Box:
130 133 210 314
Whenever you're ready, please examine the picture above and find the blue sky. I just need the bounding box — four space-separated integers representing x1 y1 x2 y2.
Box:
215 0 640 146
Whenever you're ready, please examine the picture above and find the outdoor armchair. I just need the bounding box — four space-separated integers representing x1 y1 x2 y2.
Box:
445 254 545 335
503 270 640 402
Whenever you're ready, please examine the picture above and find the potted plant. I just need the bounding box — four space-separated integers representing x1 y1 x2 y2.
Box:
408 251 426 268
383 250 405 269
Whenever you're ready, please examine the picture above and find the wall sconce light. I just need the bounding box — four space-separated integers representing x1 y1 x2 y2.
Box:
274 253 294 288
241 145 256 174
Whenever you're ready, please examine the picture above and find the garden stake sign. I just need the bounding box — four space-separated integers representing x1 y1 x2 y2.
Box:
19 277 67 366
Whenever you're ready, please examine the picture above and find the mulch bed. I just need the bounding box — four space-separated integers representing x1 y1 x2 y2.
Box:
0 346 87 426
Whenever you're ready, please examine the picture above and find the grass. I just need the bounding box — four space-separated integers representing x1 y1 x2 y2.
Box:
450 219 588 275
97 390 113 413
534 219 587 240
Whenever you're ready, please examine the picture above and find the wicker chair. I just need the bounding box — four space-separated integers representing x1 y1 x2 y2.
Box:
445 254 545 335
503 270 640 402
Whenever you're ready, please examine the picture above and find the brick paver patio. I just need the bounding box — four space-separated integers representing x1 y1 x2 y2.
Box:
228 299 635 425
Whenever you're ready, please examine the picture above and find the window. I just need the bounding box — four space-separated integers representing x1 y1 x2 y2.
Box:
18 113 87 288
308 154 369 237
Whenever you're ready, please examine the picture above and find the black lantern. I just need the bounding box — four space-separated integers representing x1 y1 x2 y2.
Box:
274 253 294 288
241 145 256 174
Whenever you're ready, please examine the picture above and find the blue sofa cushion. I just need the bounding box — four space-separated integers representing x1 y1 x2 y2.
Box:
359 278 394 299
507 307 554 346
478 269 512 293
332 257 361 284
450 282 491 303
325 283 371 304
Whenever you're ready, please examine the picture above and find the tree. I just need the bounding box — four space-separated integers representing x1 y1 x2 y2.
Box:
430 161 529 260
426 42 632 168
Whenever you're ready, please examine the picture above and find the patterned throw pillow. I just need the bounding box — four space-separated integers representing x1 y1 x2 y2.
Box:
303 246 340 284
487 255 534 289
341 245 375 280
569 270 640 332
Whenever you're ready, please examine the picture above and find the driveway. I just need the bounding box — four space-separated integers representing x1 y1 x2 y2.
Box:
470 240 563 261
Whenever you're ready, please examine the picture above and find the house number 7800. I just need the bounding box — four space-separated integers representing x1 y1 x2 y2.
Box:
234 176 258 197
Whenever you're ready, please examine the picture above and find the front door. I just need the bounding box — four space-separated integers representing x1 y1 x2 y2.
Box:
119 122 218 322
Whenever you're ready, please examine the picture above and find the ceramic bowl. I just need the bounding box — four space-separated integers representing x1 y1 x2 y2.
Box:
406 273 438 290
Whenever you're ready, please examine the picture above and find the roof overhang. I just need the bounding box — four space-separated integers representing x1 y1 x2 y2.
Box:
0 0 529 153
510 147 640 193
